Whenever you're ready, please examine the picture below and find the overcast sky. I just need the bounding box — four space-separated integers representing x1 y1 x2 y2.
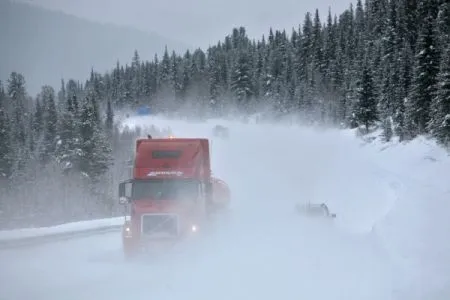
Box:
18 0 352 48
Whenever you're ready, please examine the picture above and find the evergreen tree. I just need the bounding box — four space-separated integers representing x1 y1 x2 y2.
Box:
408 6 441 135
57 79 66 113
131 50 141 87
105 99 114 139
40 85 58 164
33 97 44 137
353 60 378 132
394 42 413 140
0 109 13 179
230 51 254 111
7 72 27 146
79 96 113 181
66 79 80 114
436 2 450 49
428 45 450 147
312 9 324 75
7 72 29 175
55 91 81 174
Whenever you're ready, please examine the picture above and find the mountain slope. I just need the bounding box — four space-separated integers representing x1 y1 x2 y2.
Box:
0 0 191 95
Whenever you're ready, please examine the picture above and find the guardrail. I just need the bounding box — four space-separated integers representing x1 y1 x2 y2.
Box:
0 217 125 249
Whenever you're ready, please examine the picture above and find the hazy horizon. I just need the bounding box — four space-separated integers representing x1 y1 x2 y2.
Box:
3 0 352 95
16 0 352 49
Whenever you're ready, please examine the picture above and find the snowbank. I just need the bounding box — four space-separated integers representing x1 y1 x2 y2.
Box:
340 129 450 299
0 217 125 241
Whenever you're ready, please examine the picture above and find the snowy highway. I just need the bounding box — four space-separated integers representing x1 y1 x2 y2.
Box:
1 116 449 300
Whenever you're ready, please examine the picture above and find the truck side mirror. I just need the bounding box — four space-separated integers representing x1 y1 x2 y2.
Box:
118 180 132 205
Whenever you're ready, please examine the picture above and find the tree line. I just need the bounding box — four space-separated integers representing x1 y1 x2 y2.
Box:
77 0 448 144
0 0 449 229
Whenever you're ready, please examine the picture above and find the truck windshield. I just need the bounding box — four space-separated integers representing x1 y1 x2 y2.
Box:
131 179 199 200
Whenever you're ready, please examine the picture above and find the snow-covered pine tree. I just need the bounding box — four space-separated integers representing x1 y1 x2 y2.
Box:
230 50 254 113
428 45 450 147
7 72 29 175
39 85 58 164
353 58 378 133
379 0 400 141
78 94 113 182
87 69 104 106
0 108 13 179
180 50 192 103
105 99 114 140
158 46 175 111
379 63 394 141
131 50 142 103
65 79 80 115
33 97 44 137
207 46 222 114
7 72 27 147
121 65 133 108
55 90 82 174
366 0 388 40
57 79 66 113
407 2 441 136
171 50 183 106
252 40 266 102
0 82 14 182
141 62 153 102
323 9 338 90
111 61 122 107
300 12 313 85
436 1 450 53
312 9 325 76
394 40 413 140
26 112 36 156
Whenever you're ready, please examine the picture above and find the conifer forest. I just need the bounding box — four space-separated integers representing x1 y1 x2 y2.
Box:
0 0 449 229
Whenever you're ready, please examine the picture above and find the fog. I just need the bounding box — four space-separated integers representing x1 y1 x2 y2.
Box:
3 0 351 95
2 114 450 299
0 116 407 300
17 0 352 49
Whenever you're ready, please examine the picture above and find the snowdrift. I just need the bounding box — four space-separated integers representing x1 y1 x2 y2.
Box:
342 129 450 299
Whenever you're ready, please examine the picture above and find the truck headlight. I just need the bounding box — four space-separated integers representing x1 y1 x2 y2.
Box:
191 225 198 232
123 225 132 237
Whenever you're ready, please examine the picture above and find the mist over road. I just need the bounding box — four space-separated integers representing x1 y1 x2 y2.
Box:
1 116 423 300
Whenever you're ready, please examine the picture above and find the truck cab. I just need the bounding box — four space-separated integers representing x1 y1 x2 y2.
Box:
118 137 216 257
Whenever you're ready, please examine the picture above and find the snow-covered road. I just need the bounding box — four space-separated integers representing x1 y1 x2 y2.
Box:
2 116 449 300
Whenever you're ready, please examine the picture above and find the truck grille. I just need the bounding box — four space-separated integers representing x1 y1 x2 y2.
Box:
141 214 178 237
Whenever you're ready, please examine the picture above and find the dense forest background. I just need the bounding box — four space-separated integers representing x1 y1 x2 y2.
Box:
0 0 449 229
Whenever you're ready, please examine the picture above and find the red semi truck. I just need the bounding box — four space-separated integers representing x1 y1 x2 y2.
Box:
118 136 230 257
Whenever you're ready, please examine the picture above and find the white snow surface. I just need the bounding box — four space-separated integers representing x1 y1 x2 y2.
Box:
1 115 450 300
0 217 124 241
